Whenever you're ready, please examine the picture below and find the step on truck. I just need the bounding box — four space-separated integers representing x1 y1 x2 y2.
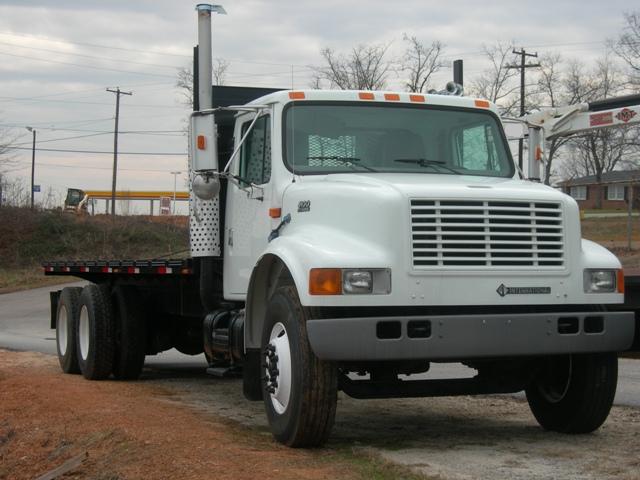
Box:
45 4 637 447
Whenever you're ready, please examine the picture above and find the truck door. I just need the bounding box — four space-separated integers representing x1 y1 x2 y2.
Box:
223 113 272 297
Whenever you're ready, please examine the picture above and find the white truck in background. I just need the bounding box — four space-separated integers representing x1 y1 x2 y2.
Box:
44 4 636 447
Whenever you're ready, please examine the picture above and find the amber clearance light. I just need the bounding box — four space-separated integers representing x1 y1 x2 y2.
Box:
309 268 342 295
617 269 625 294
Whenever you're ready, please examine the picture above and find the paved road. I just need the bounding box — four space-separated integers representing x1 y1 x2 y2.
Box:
1 282 638 407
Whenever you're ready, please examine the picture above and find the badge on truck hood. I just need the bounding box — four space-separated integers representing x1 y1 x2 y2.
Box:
496 284 551 297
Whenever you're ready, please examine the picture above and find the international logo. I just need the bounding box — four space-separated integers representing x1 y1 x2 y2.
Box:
496 284 551 297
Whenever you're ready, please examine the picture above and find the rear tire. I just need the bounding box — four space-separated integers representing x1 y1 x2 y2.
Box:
525 353 618 433
77 284 115 380
112 286 147 380
56 287 83 374
261 286 337 447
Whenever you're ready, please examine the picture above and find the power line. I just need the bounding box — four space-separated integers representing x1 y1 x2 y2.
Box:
0 50 177 78
0 31 192 59
0 94 188 109
9 160 183 173
12 132 110 146
0 40 184 69
10 146 186 156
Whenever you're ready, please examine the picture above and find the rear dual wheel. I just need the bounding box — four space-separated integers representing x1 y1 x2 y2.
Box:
77 284 115 380
56 287 83 374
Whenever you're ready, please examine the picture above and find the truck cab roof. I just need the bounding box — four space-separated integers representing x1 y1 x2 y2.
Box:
245 89 499 114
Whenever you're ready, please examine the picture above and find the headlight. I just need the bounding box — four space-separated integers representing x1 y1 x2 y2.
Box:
309 268 391 295
583 269 617 293
343 270 372 294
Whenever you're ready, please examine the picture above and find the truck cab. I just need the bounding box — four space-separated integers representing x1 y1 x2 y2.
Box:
190 88 634 445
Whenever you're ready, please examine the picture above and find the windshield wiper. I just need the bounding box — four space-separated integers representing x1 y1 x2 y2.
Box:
393 158 459 174
307 156 378 172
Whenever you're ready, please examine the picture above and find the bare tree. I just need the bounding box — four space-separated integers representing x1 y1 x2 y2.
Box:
467 42 520 115
175 58 230 107
534 53 574 184
613 11 640 87
557 56 640 206
401 34 444 93
314 44 391 90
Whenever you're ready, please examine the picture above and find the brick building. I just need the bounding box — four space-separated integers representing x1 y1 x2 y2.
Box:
559 170 640 209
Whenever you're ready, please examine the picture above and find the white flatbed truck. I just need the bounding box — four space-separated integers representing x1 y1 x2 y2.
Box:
45 4 637 447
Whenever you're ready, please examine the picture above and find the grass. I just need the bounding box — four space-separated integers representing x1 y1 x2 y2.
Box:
337 447 435 480
0 207 189 292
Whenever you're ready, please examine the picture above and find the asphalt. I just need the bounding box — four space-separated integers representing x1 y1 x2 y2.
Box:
0 282 638 407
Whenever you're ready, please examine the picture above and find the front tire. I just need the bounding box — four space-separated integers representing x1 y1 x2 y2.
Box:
525 353 618 433
77 284 115 380
261 286 337 447
56 287 83 374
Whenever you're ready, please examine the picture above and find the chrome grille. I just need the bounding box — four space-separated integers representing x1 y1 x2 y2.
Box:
411 199 564 269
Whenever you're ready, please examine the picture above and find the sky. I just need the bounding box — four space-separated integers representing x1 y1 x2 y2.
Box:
0 0 635 212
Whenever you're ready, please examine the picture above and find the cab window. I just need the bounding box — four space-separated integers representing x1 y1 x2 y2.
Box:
239 115 271 185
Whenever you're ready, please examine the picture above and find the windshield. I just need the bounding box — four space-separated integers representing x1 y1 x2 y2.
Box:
65 189 82 205
283 102 514 177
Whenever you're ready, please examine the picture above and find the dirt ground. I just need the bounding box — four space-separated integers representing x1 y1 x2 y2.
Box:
2 349 640 480
0 350 398 480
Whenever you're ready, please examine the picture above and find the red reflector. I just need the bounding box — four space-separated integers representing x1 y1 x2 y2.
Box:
197 135 206 150
126 267 139 274
289 91 305 99
157 266 173 274
384 93 400 101
359 92 375 100
269 208 282 218
80 266 89 273
63 267 70 272
101 267 111 273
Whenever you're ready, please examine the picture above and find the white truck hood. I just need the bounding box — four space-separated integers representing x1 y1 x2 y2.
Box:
318 172 566 202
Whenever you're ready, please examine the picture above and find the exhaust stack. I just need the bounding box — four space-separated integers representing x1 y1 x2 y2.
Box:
196 4 226 110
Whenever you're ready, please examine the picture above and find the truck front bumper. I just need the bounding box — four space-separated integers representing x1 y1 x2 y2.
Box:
306 311 635 361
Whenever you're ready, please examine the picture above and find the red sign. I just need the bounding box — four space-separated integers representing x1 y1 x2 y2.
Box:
615 108 637 123
590 112 613 127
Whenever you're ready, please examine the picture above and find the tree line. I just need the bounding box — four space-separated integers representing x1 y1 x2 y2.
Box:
2 11 640 206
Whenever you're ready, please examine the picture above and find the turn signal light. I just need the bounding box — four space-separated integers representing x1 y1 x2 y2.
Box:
309 268 342 295
197 135 206 150
617 269 625 294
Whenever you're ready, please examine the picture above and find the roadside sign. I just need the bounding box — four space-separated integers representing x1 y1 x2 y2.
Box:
160 196 171 215
33 185 41 192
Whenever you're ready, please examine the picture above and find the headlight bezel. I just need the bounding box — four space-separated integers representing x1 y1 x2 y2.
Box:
583 269 617 294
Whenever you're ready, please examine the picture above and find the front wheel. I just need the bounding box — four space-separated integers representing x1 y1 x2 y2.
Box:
525 353 618 433
261 286 337 447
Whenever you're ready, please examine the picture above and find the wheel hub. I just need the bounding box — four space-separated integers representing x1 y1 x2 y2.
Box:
79 305 90 361
57 305 68 355
264 322 292 414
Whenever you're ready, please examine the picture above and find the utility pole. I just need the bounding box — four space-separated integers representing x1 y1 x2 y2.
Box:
106 87 132 216
507 49 540 171
25 126 36 209
170 171 181 214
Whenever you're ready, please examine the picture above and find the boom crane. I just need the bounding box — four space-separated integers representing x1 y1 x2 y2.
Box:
525 93 640 182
